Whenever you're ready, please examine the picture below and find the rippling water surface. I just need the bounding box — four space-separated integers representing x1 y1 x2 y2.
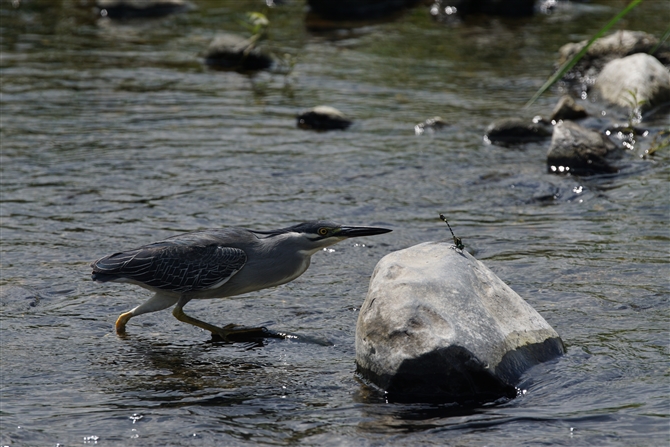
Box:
1 1 669 445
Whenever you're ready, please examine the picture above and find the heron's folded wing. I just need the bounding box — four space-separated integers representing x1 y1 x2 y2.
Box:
92 243 246 293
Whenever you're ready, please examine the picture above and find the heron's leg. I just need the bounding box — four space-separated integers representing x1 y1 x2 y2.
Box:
172 297 270 341
116 293 179 334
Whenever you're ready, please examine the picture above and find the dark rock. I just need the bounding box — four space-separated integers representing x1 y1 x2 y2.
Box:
485 118 552 145
550 95 588 122
308 0 419 20
204 34 273 71
97 0 190 19
297 106 352 131
558 30 667 77
430 0 535 19
356 242 564 403
547 120 620 175
595 53 670 112
415 116 448 135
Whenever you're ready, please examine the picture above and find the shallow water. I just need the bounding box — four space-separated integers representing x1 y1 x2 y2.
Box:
1 0 669 446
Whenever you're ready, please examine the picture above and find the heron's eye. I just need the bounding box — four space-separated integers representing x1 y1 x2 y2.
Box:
318 227 329 236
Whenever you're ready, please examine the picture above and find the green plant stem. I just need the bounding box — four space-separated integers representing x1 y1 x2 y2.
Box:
650 24 670 55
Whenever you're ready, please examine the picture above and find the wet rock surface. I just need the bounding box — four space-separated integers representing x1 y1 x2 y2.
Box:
549 95 588 122
297 106 352 130
547 120 620 176
204 34 273 71
558 30 667 76
594 53 670 112
414 116 448 135
430 0 536 19
96 0 190 19
308 0 419 20
355 242 564 403
485 118 551 145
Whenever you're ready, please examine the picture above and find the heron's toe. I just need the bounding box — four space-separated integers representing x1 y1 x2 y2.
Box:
115 312 133 334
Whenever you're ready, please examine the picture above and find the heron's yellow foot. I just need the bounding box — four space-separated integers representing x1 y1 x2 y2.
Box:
115 312 133 334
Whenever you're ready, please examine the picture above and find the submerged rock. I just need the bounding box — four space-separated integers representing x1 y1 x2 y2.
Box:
355 242 564 403
549 95 588 122
204 34 273 71
97 0 190 19
430 0 535 19
415 116 448 135
547 120 620 176
484 118 551 145
297 106 352 131
595 53 670 112
307 0 418 20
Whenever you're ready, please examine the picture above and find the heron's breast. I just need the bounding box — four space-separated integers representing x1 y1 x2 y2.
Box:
192 254 311 299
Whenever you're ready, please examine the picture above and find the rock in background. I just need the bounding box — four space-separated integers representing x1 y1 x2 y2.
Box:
307 0 420 20
549 95 588 122
297 106 352 130
595 53 670 112
547 120 621 176
484 118 551 146
204 34 273 71
356 242 564 403
485 29 668 166
558 30 668 76
96 0 191 19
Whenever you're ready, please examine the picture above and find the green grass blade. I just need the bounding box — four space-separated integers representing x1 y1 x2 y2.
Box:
650 24 670 56
524 0 644 109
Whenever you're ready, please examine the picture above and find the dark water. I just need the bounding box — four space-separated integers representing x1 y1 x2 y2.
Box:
2 0 669 445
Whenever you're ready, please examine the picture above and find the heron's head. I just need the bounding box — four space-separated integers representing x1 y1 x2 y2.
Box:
254 221 392 255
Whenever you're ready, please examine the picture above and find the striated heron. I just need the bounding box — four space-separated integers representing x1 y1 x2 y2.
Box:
91 221 391 340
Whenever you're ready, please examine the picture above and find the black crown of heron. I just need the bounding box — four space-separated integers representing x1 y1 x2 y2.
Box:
91 221 391 340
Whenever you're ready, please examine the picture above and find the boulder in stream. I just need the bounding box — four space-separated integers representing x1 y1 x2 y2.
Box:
297 106 352 131
558 30 667 75
355 242 564 403
484 118 551 145
430 0 535 19
97 0 191 19
307 0 419 20
594 53 670 112
204 34 273 71
547 120 621 176
415 116 448 135
549 95 588 122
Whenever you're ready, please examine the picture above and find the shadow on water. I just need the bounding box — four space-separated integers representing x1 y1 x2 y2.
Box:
95 327 335 410
352 371 523 435
352 359 626 437
95 334 272 405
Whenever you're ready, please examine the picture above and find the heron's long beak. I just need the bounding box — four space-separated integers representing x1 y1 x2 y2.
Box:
338 226 392 238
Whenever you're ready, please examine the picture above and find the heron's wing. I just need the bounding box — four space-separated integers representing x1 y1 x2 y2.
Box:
91 241 246 293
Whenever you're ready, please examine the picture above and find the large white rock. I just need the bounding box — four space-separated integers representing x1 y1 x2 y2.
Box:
355 242 564 403
595 53 670 111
